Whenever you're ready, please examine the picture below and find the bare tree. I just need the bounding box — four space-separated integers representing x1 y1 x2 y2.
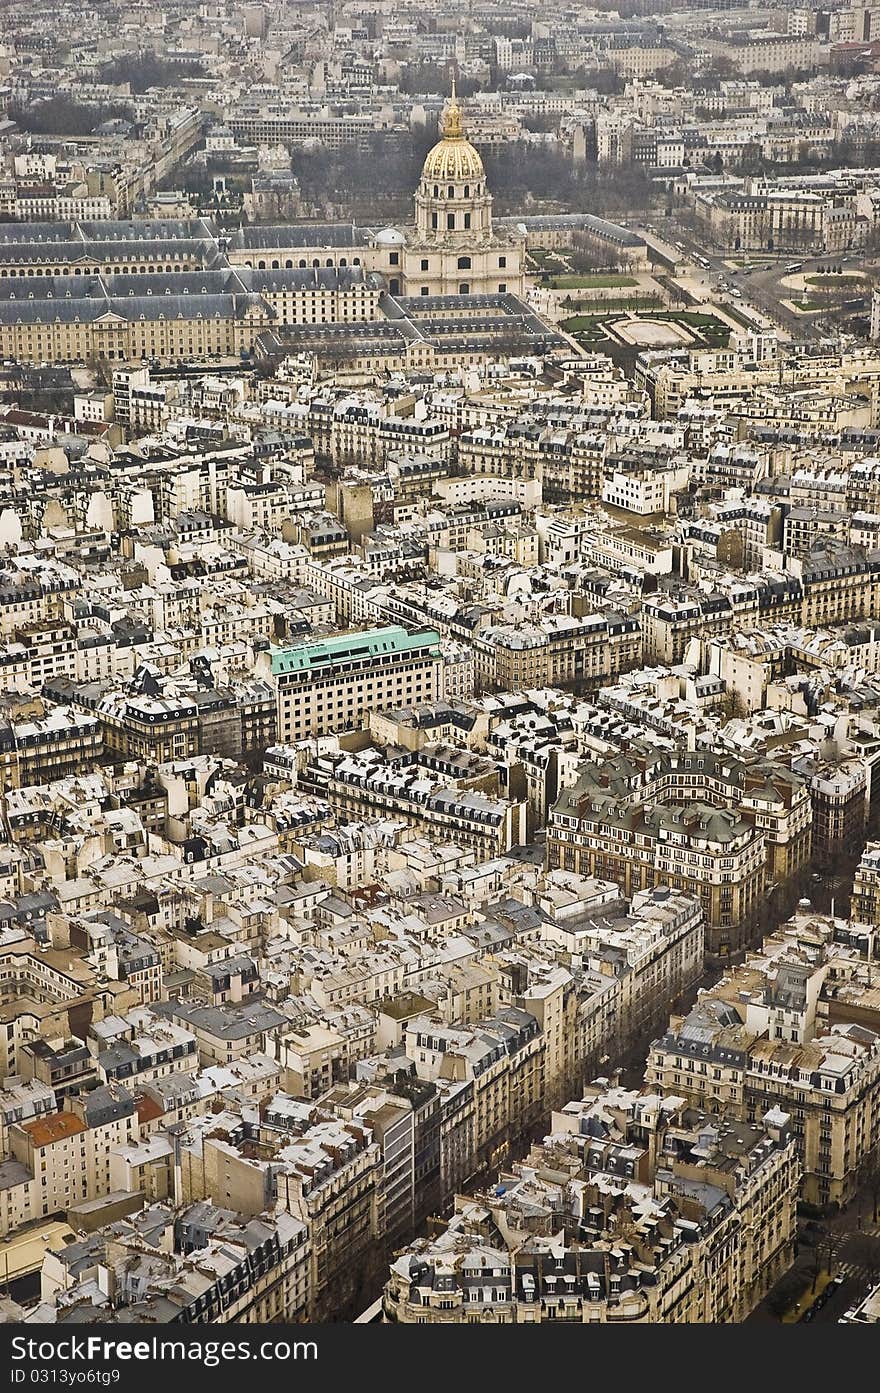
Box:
858 1144 880 1225
811 1224 834 1291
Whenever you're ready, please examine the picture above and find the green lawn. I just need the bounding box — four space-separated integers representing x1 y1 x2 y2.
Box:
675 311 722 326
528 248 570 268
548 274 639 289
561 315 608 342
561 296 661 315
644 309 731 343
562 308 731 348
806 273 863 288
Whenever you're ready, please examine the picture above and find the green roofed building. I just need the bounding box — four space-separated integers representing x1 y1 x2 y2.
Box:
266 626 443 742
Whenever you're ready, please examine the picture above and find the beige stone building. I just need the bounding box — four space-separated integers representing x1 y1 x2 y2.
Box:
6 1084 138 1229
0 935 137 1083
309 746 528 859
0 262 388 366
649 1011 880 1210
474 611 641 692
852 842 880 924
637 345 880 422
547 749 809 955
38 1204 311 1324
269 1108 384 1321
403 1008 545 1176
647 918 880 1209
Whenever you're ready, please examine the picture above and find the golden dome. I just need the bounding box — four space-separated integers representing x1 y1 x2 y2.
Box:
420 81 485 185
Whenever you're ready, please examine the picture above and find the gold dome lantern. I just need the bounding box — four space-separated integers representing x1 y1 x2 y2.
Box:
420 80 485 185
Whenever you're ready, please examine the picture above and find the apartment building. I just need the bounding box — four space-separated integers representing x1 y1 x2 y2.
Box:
601 460 690 515
474 612 641 692
99 690 201 765
267 1103 385 1320
87 1007 198 1086
0 1077 56 1158
38 1203 311 1324
6 706 102 788
151 998 289 1068
649 1008 880 1211
403 1008 545 1178
852 841 880 923
6 1083 137 1231
541 887 705 1053
792 752 868 863
639 346 880 422
546 749 802 955
306 747 528 857
647 916 880 1209
0 935 138 1083
640 554 880 667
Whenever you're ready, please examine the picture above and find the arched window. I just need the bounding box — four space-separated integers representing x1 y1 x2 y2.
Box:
285 259 293 268
464 185 470 198
299 259 307 268
434 185 439 198
458 282 469 295
457 255 471 270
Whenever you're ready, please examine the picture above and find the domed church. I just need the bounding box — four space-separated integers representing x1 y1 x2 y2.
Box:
226 81 646 314
370 82 526 299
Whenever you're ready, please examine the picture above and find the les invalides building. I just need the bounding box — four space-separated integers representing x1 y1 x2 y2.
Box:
370 82 526 298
